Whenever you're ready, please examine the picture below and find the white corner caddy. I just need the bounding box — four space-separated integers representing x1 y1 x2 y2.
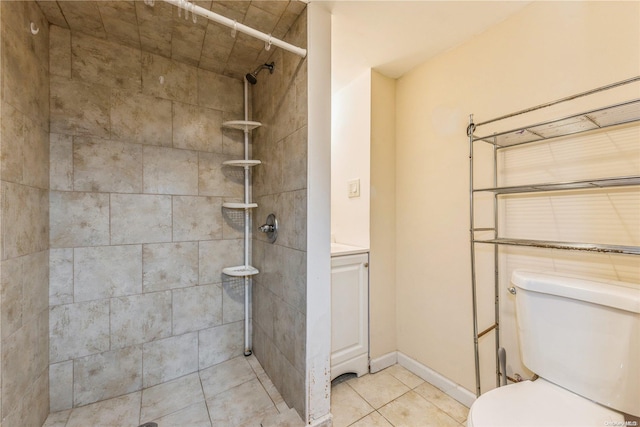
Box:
467 76 640 397
221 119 262 356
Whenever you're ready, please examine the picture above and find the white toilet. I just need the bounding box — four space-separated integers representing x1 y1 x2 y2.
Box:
468 270 640 427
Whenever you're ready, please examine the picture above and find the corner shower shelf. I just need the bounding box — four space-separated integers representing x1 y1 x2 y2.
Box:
222 202 258 209
222 120 262 131
223 160 262 167
222 265 259 277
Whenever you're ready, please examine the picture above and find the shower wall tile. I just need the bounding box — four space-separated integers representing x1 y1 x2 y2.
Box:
142 145 199 195
22 116 50 190
21 250 50 325
71 32 142 91
56 2 106 40
2 316 38 417
73 136 143 193
49 25 71 78
2 182 48 259
198 239 243 285
47 21 255 410
1 5 49 131
49 248 73 307
172 102 223 153
251 8 308 418
1 3 50 425
142 332 199 388
49 361 73 412
222 279 246 324
73 346 143 407
50 133 73 191
197 69 244 115
110 90 172 146
73 245 142 302
252 278 275 339
141 52 197 104
172 284 223 335
1 102 24 184
170 21 207 67
49 300 110 363
98 1 141 50
50 75 110 138
1 257 23 340
110 291 172 349
198 152 244 197
282 126 307 192
274 301 305 374
173 196 223 241
110 193 172 244
49 191 109 248
142 242 198 292
198 321 244 369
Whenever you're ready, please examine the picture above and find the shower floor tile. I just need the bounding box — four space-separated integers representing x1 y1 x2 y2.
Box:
331 364 469 427
42 355 302 427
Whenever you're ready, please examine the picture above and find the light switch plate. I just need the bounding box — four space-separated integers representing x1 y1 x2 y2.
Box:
348 179 360 198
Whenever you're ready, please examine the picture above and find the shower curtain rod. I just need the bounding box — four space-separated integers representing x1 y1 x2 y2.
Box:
161 0 308 58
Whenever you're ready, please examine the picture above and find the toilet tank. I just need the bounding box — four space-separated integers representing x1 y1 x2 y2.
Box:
512 270 640 417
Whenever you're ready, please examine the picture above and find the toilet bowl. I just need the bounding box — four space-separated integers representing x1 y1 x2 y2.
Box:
467 379 624 427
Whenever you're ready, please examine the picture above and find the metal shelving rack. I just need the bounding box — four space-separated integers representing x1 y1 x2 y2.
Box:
467 76 640 397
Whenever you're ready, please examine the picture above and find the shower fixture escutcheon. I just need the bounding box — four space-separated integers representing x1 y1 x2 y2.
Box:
258 213 278 243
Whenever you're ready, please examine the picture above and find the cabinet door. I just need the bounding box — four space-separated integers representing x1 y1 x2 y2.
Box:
331 253 369 378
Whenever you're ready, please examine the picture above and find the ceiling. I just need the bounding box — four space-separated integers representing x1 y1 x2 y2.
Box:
36 0 307 80
35 0 534 87
328 0 533 91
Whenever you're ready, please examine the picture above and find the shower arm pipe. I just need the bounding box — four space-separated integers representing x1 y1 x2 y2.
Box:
161 0 307 58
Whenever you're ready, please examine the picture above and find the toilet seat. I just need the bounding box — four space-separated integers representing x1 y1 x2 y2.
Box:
467 378 625 427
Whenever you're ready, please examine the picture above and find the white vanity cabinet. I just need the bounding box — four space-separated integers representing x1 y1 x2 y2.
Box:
330 250 369 380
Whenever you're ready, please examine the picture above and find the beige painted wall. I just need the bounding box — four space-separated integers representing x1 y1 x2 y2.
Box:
370 70 397 359
395 1 640 394
331 69 371 248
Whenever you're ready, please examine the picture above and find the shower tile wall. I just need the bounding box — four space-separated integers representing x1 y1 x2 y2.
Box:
0 2 51 427
251 9 308 418
47 24 249 411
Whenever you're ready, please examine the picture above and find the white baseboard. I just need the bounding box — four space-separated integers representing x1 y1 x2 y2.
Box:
369 351 397 373
397 352 476 408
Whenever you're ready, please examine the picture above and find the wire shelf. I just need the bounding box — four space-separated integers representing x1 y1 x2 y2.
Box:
473 99 640 147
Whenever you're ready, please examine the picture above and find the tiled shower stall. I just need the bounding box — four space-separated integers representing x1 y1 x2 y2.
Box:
0 1 309 425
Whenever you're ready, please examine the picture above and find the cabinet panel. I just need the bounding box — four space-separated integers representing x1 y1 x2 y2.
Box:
331 253 369 380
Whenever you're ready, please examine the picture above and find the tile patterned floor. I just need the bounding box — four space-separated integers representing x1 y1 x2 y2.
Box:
42 354 299 427
42 358 468 427
331 364 469 427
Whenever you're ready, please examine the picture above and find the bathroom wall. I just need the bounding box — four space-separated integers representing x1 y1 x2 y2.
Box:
370 70 397 361
0 2 51 426
47 24 247 410
331 69 370 248
251 8 308 418
394 1 640 395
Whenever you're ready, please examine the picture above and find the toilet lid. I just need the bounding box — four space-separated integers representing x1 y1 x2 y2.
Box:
468 379 625 427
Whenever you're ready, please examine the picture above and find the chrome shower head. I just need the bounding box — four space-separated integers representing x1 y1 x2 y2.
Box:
245 62 275 85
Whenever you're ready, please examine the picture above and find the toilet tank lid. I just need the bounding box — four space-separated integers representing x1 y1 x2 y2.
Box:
512 270 640 314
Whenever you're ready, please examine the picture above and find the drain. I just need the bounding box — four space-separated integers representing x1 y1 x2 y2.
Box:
138 423 158 427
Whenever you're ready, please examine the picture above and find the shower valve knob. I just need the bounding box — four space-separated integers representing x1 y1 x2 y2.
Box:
258 213 278 243
258 224 275 233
